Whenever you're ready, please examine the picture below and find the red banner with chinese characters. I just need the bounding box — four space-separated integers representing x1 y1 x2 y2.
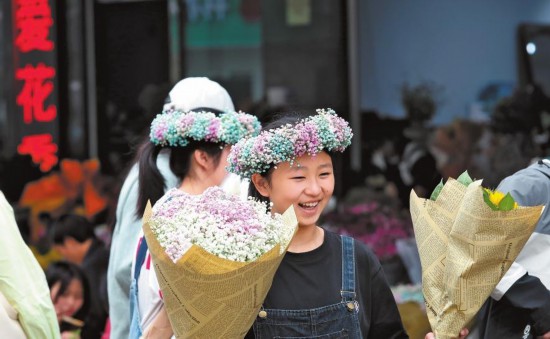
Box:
12 0 59 172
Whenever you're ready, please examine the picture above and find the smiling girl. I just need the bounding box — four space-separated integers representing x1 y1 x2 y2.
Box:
229 109 408 338
129 108 260 339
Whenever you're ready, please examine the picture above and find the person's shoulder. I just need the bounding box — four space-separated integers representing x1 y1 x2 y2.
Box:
115 164 140 210
121 163 140 187
503 161 550 184
323 229 341 243
498 161 550 204
323 230 380 267
151 188 185 216
352 237 380 266
160 187 182 202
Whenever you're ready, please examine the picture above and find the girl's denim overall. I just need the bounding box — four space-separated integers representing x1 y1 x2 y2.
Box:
253 235 363 338
129 238 148 339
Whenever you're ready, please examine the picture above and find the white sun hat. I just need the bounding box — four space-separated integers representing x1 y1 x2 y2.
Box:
164 77 235 112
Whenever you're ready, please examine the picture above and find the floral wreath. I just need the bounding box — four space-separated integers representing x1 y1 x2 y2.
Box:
227 108 353 178
149 109 261 147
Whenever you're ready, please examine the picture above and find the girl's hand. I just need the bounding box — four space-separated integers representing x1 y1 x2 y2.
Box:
142 306 173 339
537 331 550 339
425 328 469 339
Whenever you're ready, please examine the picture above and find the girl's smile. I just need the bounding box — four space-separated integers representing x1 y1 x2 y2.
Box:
253 151 335 229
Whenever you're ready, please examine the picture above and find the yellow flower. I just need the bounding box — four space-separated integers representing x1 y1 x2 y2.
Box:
486 189 505 206
483 188 518 211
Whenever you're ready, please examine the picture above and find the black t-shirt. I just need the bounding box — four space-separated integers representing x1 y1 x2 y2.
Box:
246 229 408 338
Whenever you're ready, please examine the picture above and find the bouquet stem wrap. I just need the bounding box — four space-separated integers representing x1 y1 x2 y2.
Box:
142 201 297 339
410 178 543 339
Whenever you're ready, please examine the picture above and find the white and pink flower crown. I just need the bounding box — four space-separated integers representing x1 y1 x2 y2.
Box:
150 108 261 147
227 108 353 178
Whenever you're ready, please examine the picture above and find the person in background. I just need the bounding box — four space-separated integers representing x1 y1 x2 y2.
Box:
129 106 260 338
46 261 91 339
107 77 236 338
0 190 59 338
477 158 550 339
51 214 109 339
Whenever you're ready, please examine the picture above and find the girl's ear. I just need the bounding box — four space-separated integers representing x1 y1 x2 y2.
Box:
251 173 270 198
192 149 209 169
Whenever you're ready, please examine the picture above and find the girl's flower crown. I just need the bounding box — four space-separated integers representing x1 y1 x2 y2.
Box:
149 109 261 147
227 108 353 178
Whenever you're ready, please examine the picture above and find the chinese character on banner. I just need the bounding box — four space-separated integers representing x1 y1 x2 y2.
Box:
17 134 58 172
16 63 57 124
12 0 59 173
14 0 54 52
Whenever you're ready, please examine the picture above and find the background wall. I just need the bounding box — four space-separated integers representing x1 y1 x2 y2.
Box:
359 0 550 124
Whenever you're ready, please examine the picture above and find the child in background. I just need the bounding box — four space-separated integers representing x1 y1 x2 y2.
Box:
46 261 91 339
50 214 109 339
107 77 236 338
129 107 260 338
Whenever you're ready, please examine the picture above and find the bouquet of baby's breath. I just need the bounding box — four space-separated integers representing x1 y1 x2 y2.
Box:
411 172 543 339
143 186 297 339
150 187 290 263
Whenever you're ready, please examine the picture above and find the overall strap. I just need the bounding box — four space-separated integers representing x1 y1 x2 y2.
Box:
340 235 356 301
134 237 149 281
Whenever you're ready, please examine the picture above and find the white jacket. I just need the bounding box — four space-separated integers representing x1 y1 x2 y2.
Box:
107 150 179 339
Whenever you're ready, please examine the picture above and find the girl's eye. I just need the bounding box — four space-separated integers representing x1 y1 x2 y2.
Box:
291 176 305 180
320 172 332 177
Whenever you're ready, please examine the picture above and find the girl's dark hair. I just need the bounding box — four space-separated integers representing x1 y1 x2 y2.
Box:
136 107 225 217
46 261 91 330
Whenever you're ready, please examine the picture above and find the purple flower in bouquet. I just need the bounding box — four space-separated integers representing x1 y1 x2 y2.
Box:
149 187 288 262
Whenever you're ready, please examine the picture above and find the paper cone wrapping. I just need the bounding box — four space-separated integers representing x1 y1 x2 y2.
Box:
410 180 543 339
142 202 297 339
